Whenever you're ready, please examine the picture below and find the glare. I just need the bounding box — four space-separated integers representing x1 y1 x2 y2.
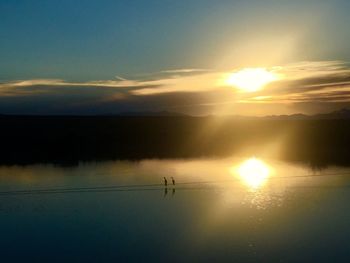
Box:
226 68 278 92
235 158 270 189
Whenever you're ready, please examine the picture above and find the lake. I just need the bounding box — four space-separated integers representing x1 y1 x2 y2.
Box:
0 157 350 262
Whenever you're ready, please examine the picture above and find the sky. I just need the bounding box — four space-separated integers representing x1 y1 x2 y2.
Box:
1 0 350 115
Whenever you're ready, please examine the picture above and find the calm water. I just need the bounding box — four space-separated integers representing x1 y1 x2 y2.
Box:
1 157 350 262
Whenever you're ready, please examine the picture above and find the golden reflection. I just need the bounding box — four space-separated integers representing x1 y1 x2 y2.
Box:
233 157 271 189
226 68 278 92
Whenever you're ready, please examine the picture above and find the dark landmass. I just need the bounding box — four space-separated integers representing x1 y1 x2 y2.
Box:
0 115 350 167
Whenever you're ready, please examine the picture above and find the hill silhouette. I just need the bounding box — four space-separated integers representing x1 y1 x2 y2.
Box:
260 108 350 120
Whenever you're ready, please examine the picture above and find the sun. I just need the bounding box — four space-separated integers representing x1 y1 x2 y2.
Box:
226 68 278 92
233 158 271 189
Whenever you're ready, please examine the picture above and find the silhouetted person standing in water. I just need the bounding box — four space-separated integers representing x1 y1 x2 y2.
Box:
163 177 168 187
171 177 175 186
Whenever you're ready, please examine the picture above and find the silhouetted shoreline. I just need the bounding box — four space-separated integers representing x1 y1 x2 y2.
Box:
1 115 349 167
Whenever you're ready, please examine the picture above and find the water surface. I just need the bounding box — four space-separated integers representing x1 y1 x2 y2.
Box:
1 157 350 262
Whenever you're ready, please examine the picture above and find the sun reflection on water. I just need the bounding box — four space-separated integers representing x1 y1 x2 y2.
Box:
232 157 271 190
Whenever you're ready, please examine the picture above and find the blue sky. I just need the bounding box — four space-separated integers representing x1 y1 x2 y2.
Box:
2 0 350 80
1 0 350 115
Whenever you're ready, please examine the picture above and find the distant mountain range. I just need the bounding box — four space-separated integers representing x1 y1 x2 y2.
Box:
1 108 350 119
259 108 350 120
115 108 350 119
116 110 187 117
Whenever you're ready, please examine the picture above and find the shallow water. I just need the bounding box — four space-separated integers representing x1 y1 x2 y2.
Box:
0 157 350 262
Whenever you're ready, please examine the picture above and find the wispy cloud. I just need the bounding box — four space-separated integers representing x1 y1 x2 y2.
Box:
160 68 210 74
245 61 350 103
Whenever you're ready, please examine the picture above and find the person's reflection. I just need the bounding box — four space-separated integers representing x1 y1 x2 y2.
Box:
164 187 168 197
172 188 175 197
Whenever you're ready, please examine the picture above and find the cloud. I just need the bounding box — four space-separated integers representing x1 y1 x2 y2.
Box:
1 62 350 115
0 70 226 97
239 61 350 103
160 68 210 74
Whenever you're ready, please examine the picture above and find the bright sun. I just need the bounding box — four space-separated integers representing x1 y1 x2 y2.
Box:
226 68 278 92
234 158 271 189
